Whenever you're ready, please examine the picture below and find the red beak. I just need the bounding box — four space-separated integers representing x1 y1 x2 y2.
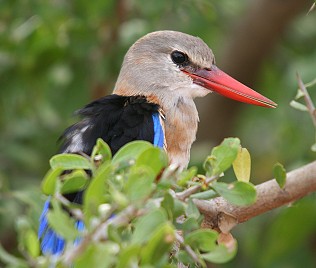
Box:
184 66 277 108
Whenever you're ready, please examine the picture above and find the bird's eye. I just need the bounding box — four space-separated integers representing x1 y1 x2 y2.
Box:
171 51 188 65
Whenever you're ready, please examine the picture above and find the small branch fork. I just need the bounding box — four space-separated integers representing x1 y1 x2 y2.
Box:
296 72 316 127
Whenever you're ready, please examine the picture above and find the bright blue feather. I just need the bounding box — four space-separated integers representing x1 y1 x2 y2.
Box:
38 198 83 255
152 113 164 148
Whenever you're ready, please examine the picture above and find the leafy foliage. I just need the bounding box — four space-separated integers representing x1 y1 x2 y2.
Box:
0 138 258 267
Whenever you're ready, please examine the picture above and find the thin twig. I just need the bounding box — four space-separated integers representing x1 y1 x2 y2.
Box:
176 175 218 201
307 2 315 15
175 232 203 266
63 205 138 265
296 72 316 127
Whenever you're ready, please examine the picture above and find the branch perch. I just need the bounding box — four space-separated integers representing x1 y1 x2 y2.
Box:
194 160 316 232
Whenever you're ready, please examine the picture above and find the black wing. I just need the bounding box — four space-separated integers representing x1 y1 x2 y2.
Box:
59 94 159 155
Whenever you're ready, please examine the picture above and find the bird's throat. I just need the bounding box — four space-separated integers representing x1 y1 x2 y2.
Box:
162 97 199 169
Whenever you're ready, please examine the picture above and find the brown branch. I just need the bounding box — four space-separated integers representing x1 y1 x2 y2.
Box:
194 161 316 233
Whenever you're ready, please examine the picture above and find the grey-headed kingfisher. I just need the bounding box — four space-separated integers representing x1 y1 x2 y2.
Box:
39 31 277 255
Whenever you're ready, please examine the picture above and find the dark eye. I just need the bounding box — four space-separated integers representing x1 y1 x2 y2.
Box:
171 51 188 65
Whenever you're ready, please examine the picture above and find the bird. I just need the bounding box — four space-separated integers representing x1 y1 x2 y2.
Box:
38 30 277 255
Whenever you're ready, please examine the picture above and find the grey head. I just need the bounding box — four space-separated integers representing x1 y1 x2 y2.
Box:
114 31 215 107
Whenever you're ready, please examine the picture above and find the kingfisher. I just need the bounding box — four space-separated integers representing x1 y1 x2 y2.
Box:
38 30 276 255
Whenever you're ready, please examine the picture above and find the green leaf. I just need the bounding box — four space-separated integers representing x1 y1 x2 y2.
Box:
124 166 155 202
141 223 175 265
135 147 168 176
173 199 186 218
290 100 308 112
132 208 167 244
185 229 218 252
112 141 153 165
212 181 256 206
24 229 40 258
177 250 196 266
117 245 141 268
178 217 200 232
205 138 240 176
186 198 200 220
91 138 112 163
233 147 251 182
75 243 117 268
273 162 287 189
41 167 63 195
50 153 92 170
190 189 218 200
202 243 237 264
107 224 122 244
161 192 175 220
60 170 88 194
47 200 80 240
84 164 113 222
177 166 198 186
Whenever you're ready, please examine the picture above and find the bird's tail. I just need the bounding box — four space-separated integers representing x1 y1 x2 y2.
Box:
38 198 84 255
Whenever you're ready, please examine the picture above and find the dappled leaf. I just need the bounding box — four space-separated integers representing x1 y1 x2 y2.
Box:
124 166 155 202
112 141 153 164
273 162 286 189
178 217 200 232
233 147 251 182
50 154 92 170
24 229 40 258
140 223 175 265
47 201 80 240
212 181 256 206
186 198 200 220
161 192 175 220
135 147 168 176
60 170 88 194
74 243 117 268
190 189 218 200
91 138 112 164
117 245 141 268
202 242 237 264
177 166 198 186
290 100 308 112
132 208 167 244
41 167 63 195
185 229 218 252
205 138 240 176
84 164 113 222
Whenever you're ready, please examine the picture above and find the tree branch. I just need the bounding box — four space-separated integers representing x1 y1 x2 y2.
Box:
194 161 316 232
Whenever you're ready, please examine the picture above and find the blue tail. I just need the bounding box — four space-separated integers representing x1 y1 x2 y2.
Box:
38 198 84 255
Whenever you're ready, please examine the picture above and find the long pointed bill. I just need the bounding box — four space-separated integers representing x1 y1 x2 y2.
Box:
184 66 277 108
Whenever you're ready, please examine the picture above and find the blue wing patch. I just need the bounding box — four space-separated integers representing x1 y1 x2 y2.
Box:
152 113 164 148
38 198 84 255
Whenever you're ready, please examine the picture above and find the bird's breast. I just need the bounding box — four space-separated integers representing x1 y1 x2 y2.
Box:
162 98 199 169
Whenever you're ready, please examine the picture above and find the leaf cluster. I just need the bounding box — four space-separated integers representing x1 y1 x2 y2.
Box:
1 138 261 267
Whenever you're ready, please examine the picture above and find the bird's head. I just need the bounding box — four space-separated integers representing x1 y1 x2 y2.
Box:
114 31 277 109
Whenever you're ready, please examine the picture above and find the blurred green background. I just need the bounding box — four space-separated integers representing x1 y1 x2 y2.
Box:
1 0 316 267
